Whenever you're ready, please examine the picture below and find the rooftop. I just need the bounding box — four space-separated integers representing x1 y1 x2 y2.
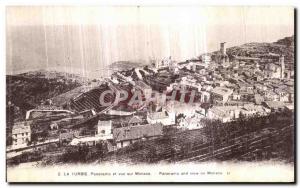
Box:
135 80 151 90
128 116 144 124
254 94 264 104
12 122 31 134
242 104 265 112
264 101 285 109
210 106 241 118
113 123 163 142
211 87 233 96
147 111 169 120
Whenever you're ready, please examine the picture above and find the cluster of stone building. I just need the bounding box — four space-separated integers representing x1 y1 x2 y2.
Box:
8 42 294 153
151 42 294 126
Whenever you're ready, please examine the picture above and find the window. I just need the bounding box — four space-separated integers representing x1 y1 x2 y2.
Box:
101 130 105 134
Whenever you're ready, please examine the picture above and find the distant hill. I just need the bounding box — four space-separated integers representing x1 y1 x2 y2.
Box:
109 61 145 71
211 35 294 66
6 70 87 122
274 35 294 46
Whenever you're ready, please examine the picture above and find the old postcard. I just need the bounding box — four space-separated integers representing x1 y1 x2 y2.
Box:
6 6 295 183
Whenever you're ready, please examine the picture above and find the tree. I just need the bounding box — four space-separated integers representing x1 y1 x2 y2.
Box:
96 141 109 160
78 144 90 162
146 146 158 163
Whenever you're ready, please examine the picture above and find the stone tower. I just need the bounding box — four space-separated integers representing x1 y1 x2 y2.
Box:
279 55 285 79
220 42 226 55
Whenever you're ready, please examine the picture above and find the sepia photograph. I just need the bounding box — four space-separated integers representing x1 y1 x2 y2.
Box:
5 6 295 183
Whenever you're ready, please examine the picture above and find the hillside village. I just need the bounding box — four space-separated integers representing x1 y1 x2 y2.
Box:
6 36 294 165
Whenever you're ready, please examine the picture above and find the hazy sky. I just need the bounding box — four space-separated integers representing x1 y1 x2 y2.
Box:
6 6 294 77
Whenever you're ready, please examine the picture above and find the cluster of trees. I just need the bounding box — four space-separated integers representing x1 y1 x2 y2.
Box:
200 110 294 161
61 141 108 163
6 74 82 121
7 150 43 166
201 110 293 146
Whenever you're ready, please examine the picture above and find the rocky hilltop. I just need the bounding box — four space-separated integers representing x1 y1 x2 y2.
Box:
225 35 294 64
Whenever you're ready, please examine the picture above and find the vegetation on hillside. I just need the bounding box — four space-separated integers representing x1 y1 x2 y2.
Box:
226 36 294 63
6 71 85 123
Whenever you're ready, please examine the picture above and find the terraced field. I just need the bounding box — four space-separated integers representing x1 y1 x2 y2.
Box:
102 124 294 164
